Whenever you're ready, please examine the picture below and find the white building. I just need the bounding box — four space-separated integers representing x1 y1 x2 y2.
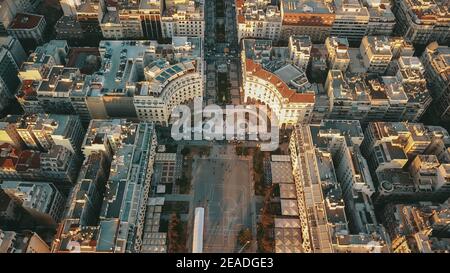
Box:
325 37 350 71
421 43 450 121
288 35 311 71
242 38 315 127
237 0 282 41
363 0 396 36
90 37 203 125
331 0 370 44
243 58 314 127
161 0 204 39
0 181 65 224
360 36 393 74
134 60 203 125
393 0 449 46
289 121 391 253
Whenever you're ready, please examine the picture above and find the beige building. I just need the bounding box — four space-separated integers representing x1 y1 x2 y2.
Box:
288 35 311 70
289 121 390 253
421 42 450 121
325 37 350 71
243 59 315 127
237 0 282 41
280 0 335 43
331 0 370 43
393 0 449 46
161 0 204 38
0 230 50 253
99 0 164 40
363 0 396 36
241 39 315 127
360 36 393 74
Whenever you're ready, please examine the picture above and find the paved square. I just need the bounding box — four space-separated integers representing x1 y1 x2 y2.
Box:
192 145 255 252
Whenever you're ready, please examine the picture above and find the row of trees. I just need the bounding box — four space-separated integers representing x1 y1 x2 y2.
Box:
168 213 186 253
253 148 266 196
257 186 275 253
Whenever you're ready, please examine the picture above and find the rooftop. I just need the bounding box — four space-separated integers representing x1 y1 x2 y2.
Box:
365 36 393 56
0 181 58 215
326 37 350 60
96 219 119 252
84 119 138 151
402 0 450 23
310 119 364 147
9 13 44 30
93 38 201 96
239 1 281 23
280 0 334 14
162 0 203 19
363 0 395 21
245 59 315 104
271 160 294 184
140 60 197 96
424 43 450 83
333 0 370 16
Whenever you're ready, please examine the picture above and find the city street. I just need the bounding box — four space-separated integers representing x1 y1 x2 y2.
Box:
204 0 242 105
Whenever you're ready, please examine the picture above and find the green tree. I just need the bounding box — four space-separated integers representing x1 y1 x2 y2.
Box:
168 213 185 253
176 176 191 194
238 228 252 247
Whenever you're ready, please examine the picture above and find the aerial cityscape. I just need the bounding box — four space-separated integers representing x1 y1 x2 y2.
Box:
0 0 449 255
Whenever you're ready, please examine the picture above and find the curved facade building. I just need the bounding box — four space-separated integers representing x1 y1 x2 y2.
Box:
134 60 203 125
243 59 314 127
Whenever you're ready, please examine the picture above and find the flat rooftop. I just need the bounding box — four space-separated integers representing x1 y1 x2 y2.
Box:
245 59 315 104
280 0 334 14
9 13 44 29
310 119 364 147
97 40 156 93
76 0 100 14
274 64 304 85
67 48 100 75
402 0 450 22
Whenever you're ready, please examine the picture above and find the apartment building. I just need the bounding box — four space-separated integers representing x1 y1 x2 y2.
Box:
0 113 84 153
381 201 450 252
288 35 311 71
289 120 390 253
0 180 65 224
330 0 370 44
421 42 450 121
280 0 335 43
0 47 20 112
237 0 282 41
7 13 46 45
242 38 315 127
393 0 449 46
360 36 393 74
161 0 204 38
324 59 432 123
325 37 351 71
361 122 450 204
54 120 157 253
133 37 203 125
362 0 396 36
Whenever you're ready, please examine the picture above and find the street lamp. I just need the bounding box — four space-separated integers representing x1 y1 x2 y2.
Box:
238 240 251 253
